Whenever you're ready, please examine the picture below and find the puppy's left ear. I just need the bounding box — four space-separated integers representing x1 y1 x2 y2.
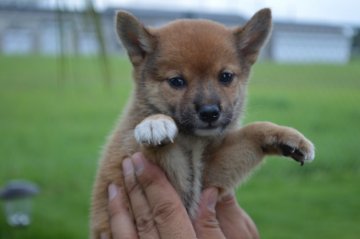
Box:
234 8 272 65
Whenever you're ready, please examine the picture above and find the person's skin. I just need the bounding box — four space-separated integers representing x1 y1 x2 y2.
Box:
105 152 259 239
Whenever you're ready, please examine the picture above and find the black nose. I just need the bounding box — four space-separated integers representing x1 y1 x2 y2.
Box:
198 104 220 123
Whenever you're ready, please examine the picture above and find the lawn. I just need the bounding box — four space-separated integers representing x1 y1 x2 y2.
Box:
0 56 359 238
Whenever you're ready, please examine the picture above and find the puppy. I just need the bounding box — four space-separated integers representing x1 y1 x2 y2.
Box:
90 8 315 238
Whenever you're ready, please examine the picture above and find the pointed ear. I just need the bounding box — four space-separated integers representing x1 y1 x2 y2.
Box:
115 11 156 65
234 8 272 65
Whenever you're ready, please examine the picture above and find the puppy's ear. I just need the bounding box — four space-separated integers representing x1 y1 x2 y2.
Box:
115 11 156 65
234 8 272 65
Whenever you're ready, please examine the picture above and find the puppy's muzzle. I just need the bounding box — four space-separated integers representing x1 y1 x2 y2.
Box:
197 104 220 123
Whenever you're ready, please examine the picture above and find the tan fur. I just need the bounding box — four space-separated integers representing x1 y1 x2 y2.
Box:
90 8 315 238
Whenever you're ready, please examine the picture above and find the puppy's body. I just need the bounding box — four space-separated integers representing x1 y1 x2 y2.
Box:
91 9 315 238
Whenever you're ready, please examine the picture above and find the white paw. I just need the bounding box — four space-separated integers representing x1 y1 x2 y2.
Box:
134 117 178 146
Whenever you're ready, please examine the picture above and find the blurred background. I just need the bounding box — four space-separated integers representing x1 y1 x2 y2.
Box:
0 0 359 238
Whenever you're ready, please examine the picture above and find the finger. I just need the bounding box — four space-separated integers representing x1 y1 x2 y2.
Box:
216 192 259 239
194 188 226 239
122 158 159 238
107 183 138 239
131 153 197 239
239 207 259 239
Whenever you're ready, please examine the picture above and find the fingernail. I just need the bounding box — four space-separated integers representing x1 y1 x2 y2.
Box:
122 158 134 176
206 188 218 212
132 153 144 175
108 184 118 201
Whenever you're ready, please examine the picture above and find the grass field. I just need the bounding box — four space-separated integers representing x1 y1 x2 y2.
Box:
0 56 359 238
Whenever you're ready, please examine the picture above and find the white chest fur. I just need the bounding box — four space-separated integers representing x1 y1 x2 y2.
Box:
159 137 206 218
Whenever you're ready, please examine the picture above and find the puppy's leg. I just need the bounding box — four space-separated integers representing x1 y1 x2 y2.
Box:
90 131 137 239
91 155 131 239
134 114 201 216
90 171 112 239
133 114 188 195
204 121 315 192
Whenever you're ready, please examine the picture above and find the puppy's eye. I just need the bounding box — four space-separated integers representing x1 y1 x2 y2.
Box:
168 76 187 89
219 71 234 85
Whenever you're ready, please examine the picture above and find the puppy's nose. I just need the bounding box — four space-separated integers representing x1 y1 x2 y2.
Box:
198 104 220 123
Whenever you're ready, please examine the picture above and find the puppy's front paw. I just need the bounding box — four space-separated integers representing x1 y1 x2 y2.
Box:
262 125 315 166
275 129 315 166
279 142 314 166
134 115 178 146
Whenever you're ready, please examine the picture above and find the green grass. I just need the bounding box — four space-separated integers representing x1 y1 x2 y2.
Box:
0 56 359 238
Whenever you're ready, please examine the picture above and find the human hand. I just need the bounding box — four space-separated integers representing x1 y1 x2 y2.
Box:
194 188 259 239
106 153 259 239
105 152 196 239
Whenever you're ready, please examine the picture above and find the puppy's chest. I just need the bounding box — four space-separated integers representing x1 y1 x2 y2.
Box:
161 138 207 217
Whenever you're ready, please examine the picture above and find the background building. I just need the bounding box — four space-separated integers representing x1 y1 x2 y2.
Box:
0 4 357 64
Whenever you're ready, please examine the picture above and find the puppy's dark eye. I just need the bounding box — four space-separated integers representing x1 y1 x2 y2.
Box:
168 76 186 89
219 71 234 85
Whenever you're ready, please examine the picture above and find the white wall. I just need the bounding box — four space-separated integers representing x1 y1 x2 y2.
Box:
272 30 351 63
2 28 33 55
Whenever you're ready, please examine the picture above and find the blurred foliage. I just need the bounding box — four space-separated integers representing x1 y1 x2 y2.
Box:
54 0 112 88
84 0 112 88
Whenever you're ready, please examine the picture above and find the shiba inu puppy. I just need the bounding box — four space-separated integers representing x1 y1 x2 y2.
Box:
90 8 315 238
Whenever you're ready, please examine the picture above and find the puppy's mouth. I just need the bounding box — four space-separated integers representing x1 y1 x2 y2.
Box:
175 106 233 136
176 118 229 136
194 124 223 137
197 122 221 130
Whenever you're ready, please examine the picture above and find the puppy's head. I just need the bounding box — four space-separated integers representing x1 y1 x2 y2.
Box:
116 9 272 136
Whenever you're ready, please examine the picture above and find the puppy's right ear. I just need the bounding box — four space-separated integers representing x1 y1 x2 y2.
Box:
234 8 272 65
115 11 155 65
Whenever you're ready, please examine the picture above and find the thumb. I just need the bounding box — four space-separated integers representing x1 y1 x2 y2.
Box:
194 188 226 239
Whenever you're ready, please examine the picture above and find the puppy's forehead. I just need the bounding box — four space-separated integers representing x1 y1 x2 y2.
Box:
154 20 239 73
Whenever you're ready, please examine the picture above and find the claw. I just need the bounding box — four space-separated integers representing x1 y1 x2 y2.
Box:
294 149 304 158
279 144 307 166
280 144 295 156
294 150 305 166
